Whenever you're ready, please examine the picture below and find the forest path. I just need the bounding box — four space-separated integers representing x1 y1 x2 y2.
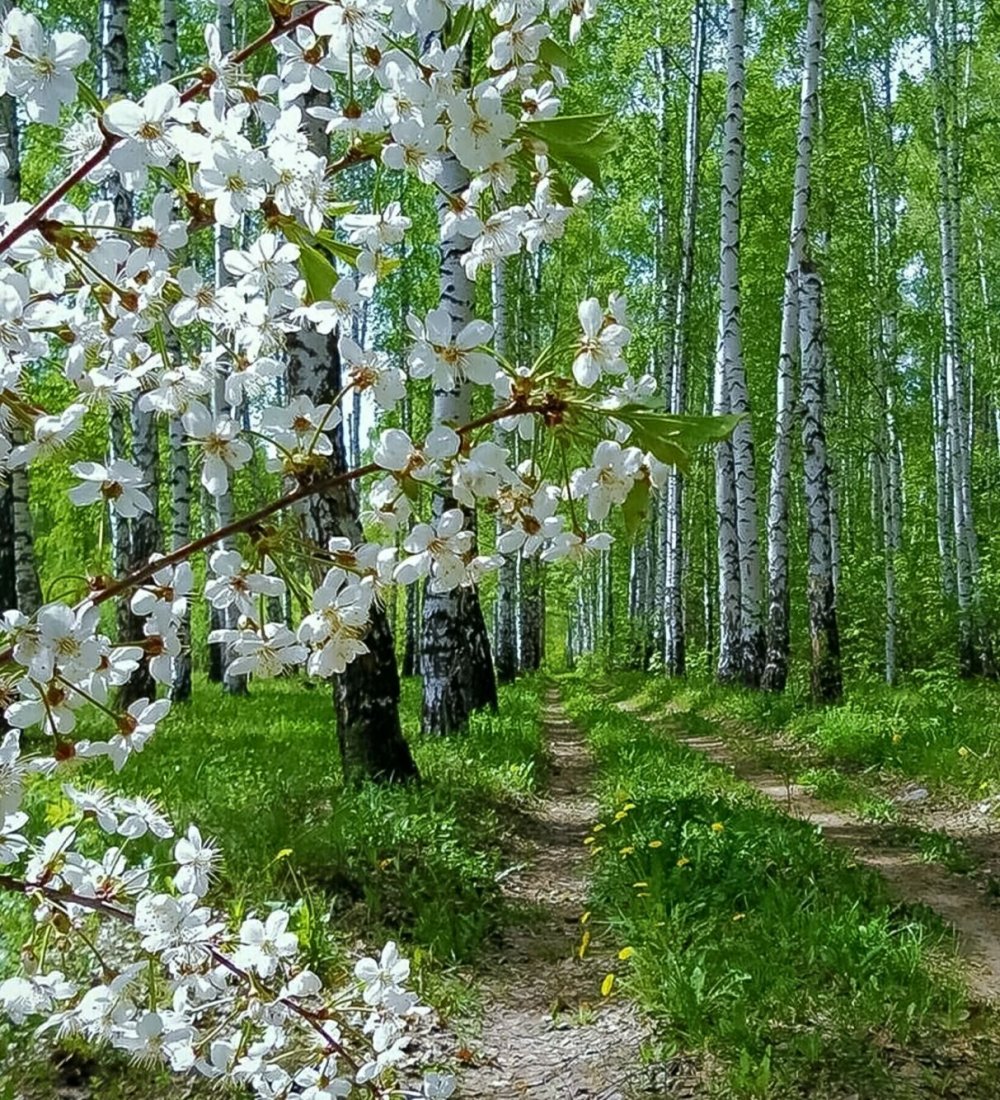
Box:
457 687 694 1099
618 697 1000 1004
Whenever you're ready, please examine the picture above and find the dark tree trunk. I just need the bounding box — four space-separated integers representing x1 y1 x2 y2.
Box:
0 484 15 613
421 583 498 734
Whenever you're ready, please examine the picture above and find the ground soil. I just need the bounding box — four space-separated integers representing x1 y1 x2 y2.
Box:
457 688 701 1099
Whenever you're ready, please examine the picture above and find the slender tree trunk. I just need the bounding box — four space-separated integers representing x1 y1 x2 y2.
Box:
762 0 823 692
415 75 498 732
664 0 704 678
492 262 517 684
932 355 955 600
100 0 131 616
204 0 249 695
930 0 979 675
717 0 764 686
653 40 675 666
798 265 841 702
712 7 740 682
160 0 191 701
0 37 41 617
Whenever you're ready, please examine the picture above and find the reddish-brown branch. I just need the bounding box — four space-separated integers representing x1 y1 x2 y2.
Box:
0 5 320 257
0 398 534 665
0 871 383 1094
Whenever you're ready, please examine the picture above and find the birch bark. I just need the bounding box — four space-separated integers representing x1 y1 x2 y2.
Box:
492 262 517 683
206 0 248 695
929 0 980 675
160 0 192 702
716 0 764 686
418 100 498 734
762 0 823 692
798 264 841 702
0 25 41 617
665 0 705 678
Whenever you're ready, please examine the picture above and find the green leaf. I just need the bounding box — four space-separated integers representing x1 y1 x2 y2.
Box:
611 405 742 474
445 5 475 47
522 114 619 184
538 38 572 73
622 477 651 540
299 244 338 303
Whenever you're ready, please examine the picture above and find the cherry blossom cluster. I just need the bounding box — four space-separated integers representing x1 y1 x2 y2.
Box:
0 778 452 1098
0 0 697 1092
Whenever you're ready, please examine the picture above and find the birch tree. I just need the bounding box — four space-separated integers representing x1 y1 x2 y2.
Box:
492 261 517 683
160 0 192 702
417 39 497 733
713 0 762 685
0 39 39 616
762 0 823 692
207 0 247 695
798 263 841 701
664 0 705 678
286 323 418 781
929 0 980 675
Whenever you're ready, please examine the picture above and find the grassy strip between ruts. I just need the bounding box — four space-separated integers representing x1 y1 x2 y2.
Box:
601 663 1000 807
0 674 547 1098
560 673 1000 1100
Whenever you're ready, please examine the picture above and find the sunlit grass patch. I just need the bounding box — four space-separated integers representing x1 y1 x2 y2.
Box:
562 676 977 1099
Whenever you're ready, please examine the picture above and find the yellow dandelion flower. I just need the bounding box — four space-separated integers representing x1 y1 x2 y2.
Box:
732 912 746 921
613 810 628 822
618 946 635 961
959 746 970 758
578 929 591 959
622 803 637 812
593 823 606 832
633 881 648 888
601 973 615 997
580 911 591 925
583 836 596 845
711 822 724 833
648 840 663 849
676 856 690 867
619 846 635 856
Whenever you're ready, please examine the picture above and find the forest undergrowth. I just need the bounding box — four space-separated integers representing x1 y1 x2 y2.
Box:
0 676 548 1099
561 671 1000 1099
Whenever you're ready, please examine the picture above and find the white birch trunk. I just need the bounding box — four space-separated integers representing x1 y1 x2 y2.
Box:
798 265 841 702
930 0 979 674
718 0 764 686
664 0 705 678
418 121 498 733
282 95 415 779
158 0 191 701
652 42 673 665
762 0 823 692
209 0 247 695
0 30 41 617
492 261 517 683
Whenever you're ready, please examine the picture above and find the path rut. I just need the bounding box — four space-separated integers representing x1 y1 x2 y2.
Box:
458 688 696 1099
633 706 1000 1003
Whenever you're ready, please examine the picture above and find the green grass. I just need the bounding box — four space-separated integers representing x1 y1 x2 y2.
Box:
17 675 545 961
596 664 1000 818
561 675 993 1099
797 766 898 822
1 674 548 1096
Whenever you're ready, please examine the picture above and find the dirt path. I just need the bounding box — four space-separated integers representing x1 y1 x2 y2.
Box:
458 689 696 1099
635 706 1000 1004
